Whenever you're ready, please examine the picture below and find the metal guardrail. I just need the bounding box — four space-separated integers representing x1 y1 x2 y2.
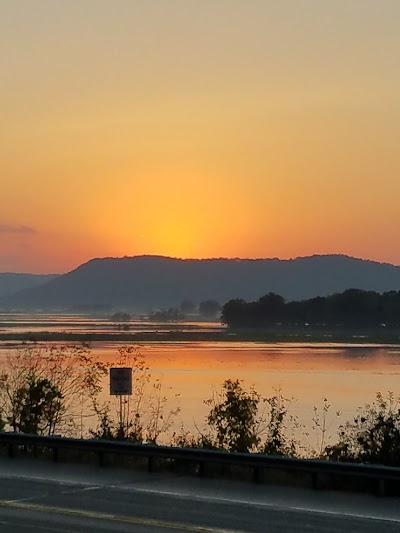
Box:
0 432 398 496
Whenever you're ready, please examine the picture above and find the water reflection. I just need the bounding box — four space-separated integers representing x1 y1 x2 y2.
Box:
1 313 400 448
0 313 224 334
85 341 400 446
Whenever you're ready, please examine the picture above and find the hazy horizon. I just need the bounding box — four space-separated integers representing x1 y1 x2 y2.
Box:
2 1 399 273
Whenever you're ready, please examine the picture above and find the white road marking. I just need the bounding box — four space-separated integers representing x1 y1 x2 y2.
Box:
132 486 400 524
3 494 48 504
60 485 101 495
2 469 400 526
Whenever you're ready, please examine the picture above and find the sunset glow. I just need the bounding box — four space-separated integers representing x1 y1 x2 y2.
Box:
1 1 400 273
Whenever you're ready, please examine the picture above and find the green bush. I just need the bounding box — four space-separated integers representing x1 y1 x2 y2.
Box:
325 392 400 466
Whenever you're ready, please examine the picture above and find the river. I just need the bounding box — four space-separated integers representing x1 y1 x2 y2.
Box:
1 311 400 449
89 341 400 449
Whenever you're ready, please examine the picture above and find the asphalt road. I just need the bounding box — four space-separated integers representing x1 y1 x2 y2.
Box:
0 457 400 532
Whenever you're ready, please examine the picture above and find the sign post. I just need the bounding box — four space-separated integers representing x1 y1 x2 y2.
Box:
110 367 132 439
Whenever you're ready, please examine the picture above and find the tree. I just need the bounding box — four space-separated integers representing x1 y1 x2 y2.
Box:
263 388 298 457
325 392 400 466
180 300 196 315
0 343 108 436
149 308 184 322
8 376 62 435
199 300 221 320
204 380 299 455
220 289 400 328
258 293 285 322
110 312 131 322
205 379 264 452
221 299 247 326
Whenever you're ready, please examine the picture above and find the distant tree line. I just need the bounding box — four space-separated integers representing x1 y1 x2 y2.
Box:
221 289 400 328
110 312 131 322
149 300 221 322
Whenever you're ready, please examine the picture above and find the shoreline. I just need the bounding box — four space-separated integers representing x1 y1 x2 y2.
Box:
1 328 400 345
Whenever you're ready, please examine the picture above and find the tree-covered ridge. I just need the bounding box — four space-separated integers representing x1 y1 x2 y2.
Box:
0 273 58 299
3 254 400 311
221 289 400 328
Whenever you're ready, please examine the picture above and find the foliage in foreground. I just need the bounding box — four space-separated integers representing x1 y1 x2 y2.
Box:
172 379 299 455
174 383 400 467
0 343 107 436
90 346 180 444
0 344 181 444
206 379 262 452
325 392 400 466
2 344 400 468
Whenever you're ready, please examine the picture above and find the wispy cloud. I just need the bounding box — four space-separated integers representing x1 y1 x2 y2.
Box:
0 225 36 235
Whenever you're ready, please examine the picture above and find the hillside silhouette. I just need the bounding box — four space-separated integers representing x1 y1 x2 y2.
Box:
1 254 400 311
0 273 59 299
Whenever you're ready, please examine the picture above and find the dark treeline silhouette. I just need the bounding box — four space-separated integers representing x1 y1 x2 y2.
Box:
221 289 400 328
149 300 221 322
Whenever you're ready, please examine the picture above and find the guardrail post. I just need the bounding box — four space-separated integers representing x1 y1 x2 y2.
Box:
198 461 206 478
253 466 263 484
8 443 15 459
98 451 105 467
52 446 59 462
312 471 319 490
377 478 386 497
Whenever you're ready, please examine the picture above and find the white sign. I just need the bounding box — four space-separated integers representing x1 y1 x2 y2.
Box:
110 367 132 395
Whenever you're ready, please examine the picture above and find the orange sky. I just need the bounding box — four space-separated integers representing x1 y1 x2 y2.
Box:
1 1 400 273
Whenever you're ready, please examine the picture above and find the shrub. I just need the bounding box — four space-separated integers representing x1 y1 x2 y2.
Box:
0 343 107 436
325 392 400 466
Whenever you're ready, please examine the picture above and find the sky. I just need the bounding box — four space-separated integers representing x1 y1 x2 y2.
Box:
1 0 400 273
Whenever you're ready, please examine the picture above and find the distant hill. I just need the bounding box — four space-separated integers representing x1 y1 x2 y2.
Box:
0 273 59 300
1 255 400 311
